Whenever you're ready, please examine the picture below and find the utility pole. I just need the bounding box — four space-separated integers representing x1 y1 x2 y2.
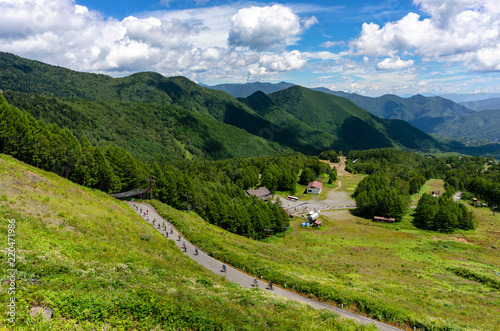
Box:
264 228 272 243
146 176 155 200
281 225 288 239
185 192 192 212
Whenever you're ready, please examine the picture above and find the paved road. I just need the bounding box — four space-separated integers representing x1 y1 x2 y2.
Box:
128 201 403 331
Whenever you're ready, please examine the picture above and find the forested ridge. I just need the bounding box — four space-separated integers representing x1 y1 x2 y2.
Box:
0 95 301 239
0 52 445 159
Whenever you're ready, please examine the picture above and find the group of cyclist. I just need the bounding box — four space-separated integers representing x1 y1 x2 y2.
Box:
135 203 274 291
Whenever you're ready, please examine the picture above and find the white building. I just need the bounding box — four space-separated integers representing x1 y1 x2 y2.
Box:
306 181 322 194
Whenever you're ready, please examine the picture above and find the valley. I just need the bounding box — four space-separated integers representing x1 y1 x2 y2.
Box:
1 52 499 331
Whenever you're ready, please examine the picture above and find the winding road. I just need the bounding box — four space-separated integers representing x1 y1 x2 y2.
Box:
127 201 403 331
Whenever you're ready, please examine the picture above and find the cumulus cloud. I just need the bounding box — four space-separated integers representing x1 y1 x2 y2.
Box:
228 4 311 51
376 57 414 70
0 0 315 83
247 50 307 79
350 0 500 71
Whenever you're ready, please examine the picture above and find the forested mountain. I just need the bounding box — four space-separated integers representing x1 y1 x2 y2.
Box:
208 80 498 143
0 52 441 159
459 97 500 111
207 81 295 98
2 90 290 161
263 86 439 150
433 108 500 142
313 88 475 133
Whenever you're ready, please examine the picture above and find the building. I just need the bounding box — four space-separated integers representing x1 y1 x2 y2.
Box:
306 181 322 194
373 216 396 223
245 187 272 201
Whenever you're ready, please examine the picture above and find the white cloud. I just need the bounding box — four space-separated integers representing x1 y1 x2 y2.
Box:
350 0 500 71
377 56 414 70
228 4 305 50
320 41 344 48
246 50 307 80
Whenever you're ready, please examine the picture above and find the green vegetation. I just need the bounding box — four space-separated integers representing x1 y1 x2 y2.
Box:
353 175 408 221
151 178 500 331
266 86 440 151
2 90 289 162
347 149 449 221
1 52 444 160
413 193 475 232
0 154 376 330
319 150 341 163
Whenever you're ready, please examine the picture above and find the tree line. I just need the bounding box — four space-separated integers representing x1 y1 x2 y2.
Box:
1 95 317 239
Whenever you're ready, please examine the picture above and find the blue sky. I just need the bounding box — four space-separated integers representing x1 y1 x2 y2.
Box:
1 0 500 97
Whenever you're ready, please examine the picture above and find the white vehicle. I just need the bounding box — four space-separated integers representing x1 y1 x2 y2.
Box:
308 212 319 221
287 196 299 201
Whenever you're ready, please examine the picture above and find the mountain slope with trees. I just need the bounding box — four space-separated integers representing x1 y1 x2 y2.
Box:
313 89 475 133
0 52 442 158
265 86 439 151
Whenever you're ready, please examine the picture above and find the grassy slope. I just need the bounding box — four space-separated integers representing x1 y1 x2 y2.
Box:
152 176 500 331
0 154 376 331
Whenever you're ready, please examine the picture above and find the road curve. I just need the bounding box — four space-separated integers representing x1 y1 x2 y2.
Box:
128 201 403 331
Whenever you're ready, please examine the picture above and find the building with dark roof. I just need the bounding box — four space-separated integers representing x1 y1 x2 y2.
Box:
245 187 272 201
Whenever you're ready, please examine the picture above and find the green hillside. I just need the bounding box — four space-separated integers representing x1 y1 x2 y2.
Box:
0 52 442 159
2 91 290 161
266 86 439 151
433 108 500 142
0 154 374 330
313 89 475 133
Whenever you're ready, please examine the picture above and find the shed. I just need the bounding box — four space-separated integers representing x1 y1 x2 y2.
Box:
311 220 322 227
306 181 322 194
373 216 396 223
245 187 272 201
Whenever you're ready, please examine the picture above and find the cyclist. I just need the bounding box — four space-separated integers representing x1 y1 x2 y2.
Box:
194 248 198 255
222 264 226 272
253 278 258 287
268 281 273 290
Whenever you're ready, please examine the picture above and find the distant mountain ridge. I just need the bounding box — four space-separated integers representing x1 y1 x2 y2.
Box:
313 89 475 133
459 97 500 111
207 81 295 98
205 81 499 143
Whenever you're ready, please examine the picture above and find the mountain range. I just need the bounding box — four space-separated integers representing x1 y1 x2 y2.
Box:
0 52 443 161
209 81 499 144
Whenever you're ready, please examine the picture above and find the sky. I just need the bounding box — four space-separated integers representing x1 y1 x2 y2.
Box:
1 0 500 97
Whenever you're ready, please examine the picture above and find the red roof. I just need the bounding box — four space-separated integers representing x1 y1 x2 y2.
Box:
373 216 396 222
307 181 323 189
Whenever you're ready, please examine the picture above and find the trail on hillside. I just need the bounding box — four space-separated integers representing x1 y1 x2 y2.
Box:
128 201 402 331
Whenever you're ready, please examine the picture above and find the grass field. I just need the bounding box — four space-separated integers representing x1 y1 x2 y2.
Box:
410 179 445 206
0 154 376 331
153 177 500 331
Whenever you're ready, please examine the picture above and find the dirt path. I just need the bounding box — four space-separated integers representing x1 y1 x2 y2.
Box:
128 201 402 331
320 156 352 177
